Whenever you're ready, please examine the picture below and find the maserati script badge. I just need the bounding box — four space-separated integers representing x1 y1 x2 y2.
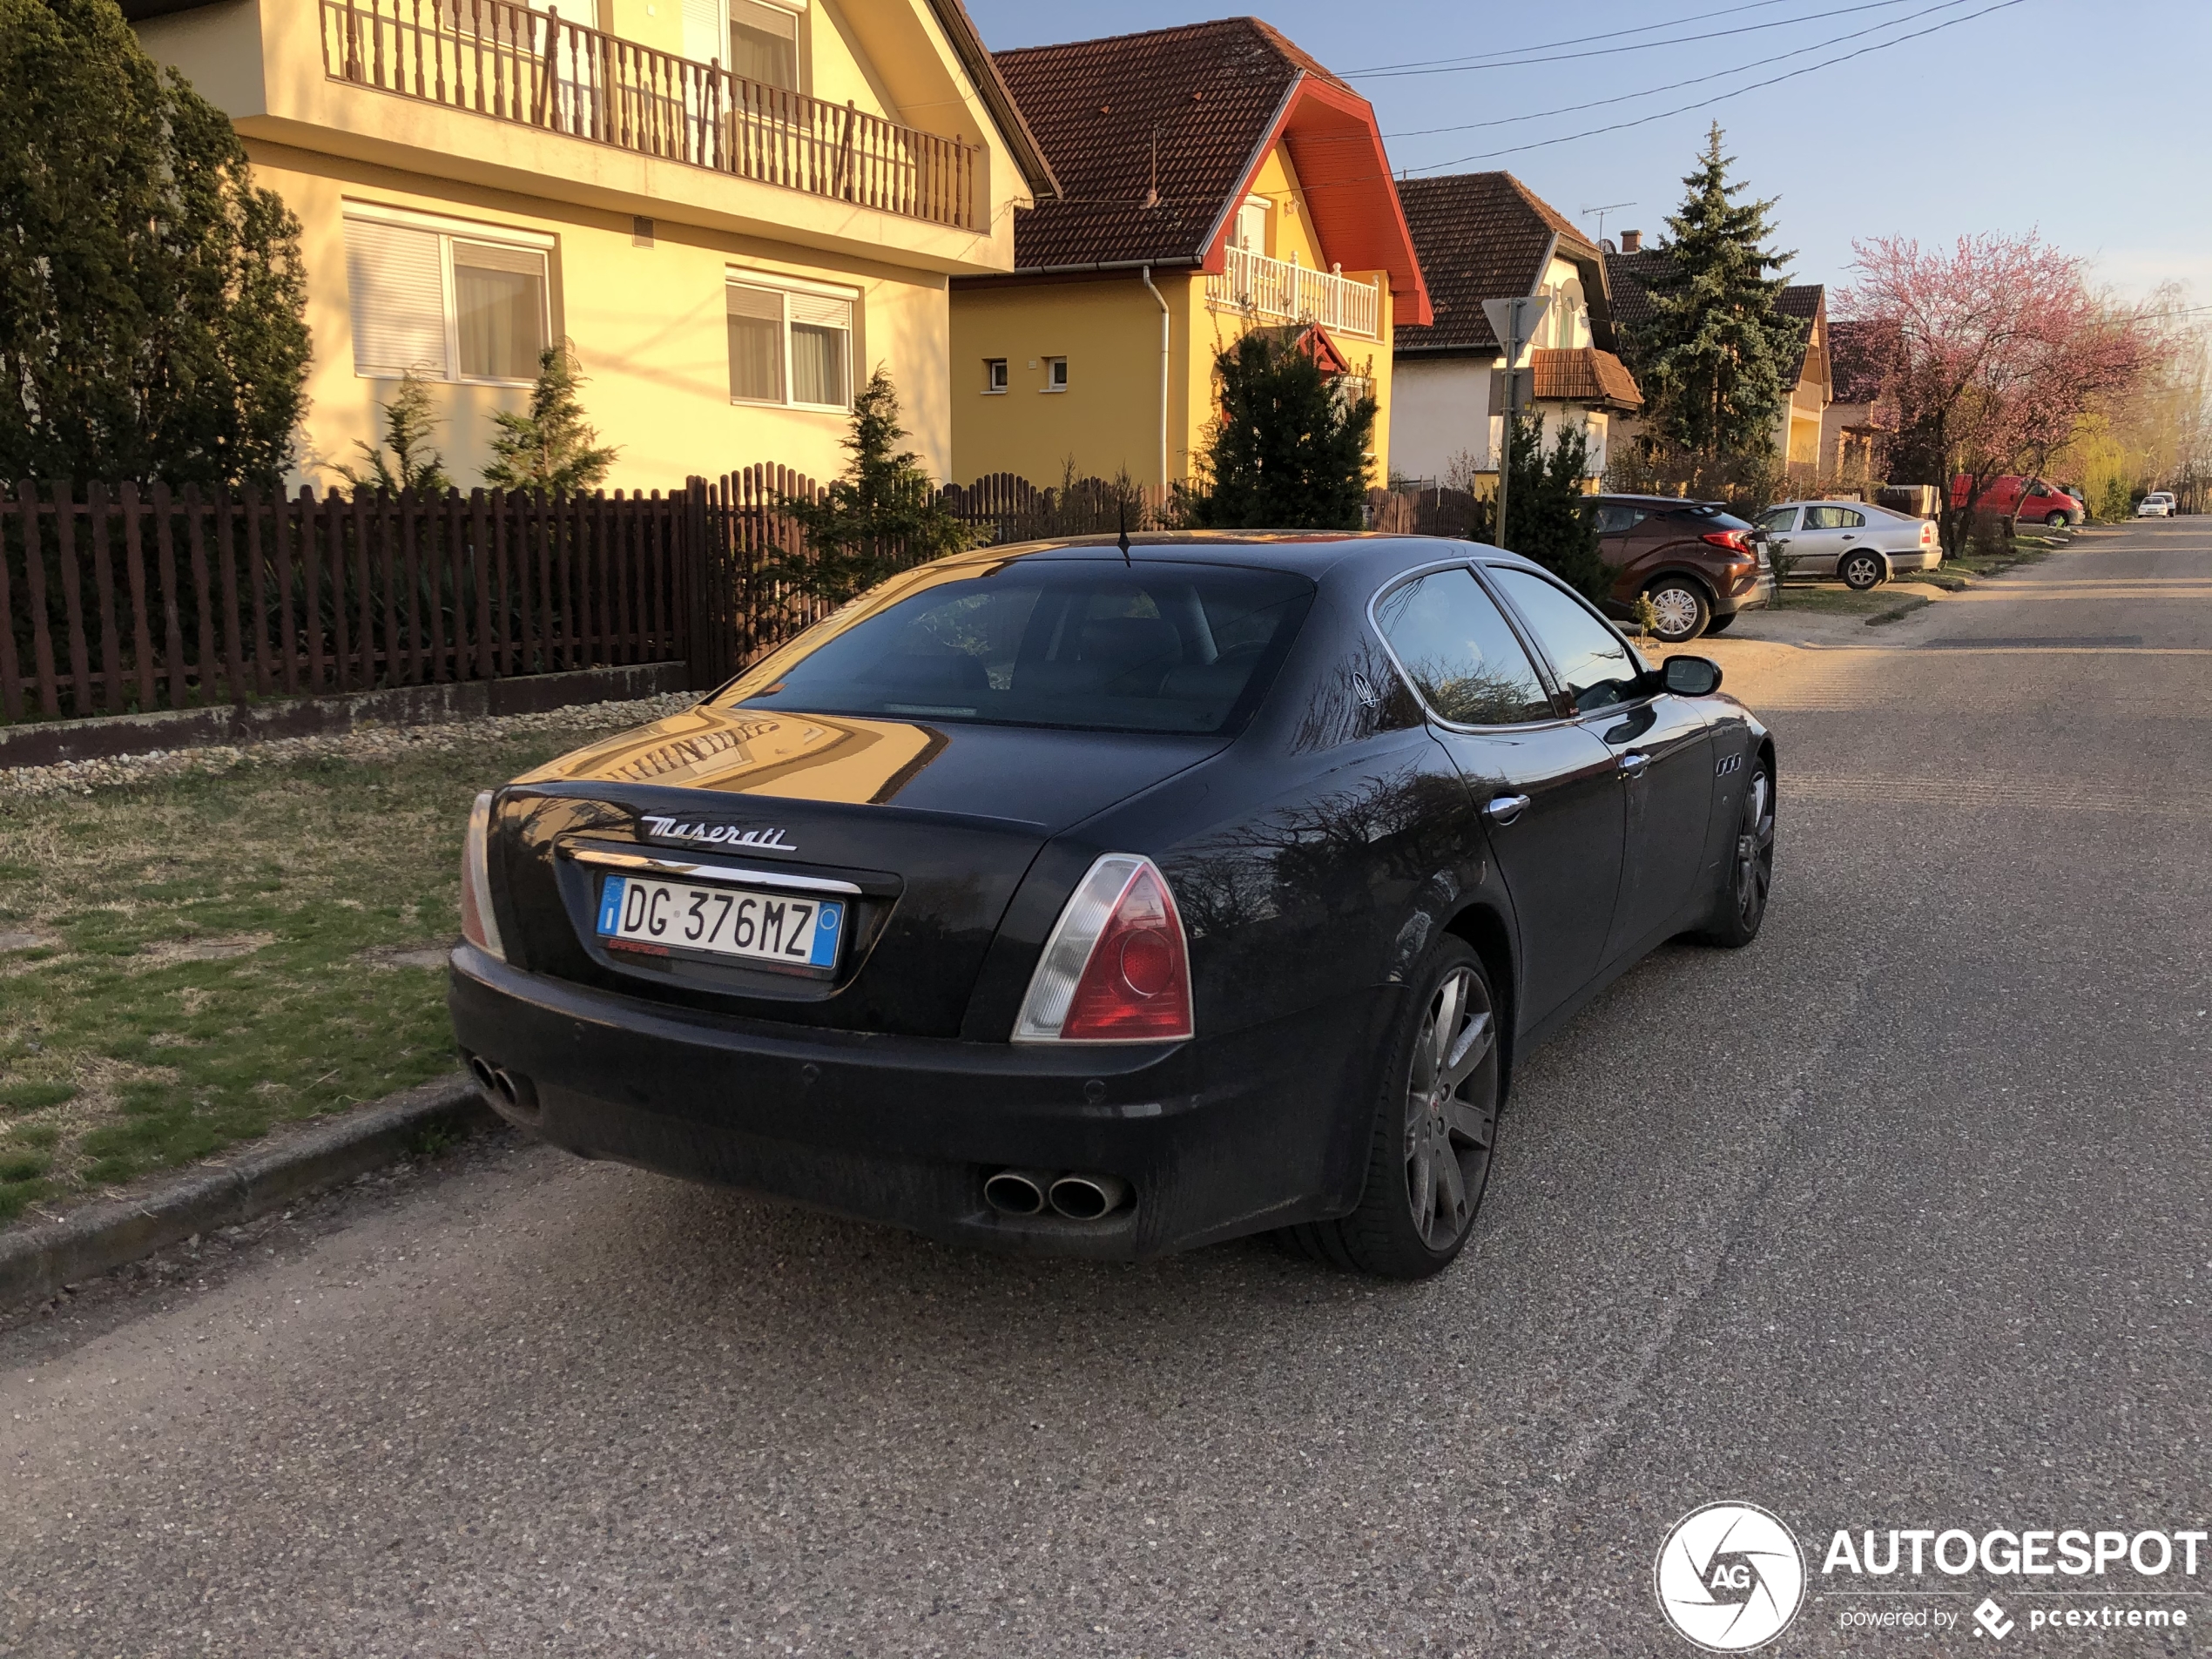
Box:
638 816 797 853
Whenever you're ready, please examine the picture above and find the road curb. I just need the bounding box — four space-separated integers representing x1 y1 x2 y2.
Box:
1864 593 1932 626
0 1075 496 1311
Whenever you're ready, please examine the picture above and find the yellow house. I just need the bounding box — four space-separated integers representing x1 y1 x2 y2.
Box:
948 19 1429 493
122 0 1056 491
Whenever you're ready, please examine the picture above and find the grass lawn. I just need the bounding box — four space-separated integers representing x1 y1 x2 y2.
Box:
1767 584 1919 617
0 713 652 1224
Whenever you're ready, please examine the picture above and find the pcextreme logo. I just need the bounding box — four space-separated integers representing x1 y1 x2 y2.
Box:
1656 1502 1808 1652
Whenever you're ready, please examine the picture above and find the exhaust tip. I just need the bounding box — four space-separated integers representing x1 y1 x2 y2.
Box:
467 1055 500 1095
1048 1172 1129 1221
983 1169 1050 1217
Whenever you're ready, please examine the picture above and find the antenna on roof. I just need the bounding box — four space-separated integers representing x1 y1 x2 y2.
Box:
1581 201 1635 246
1118 498 1132 566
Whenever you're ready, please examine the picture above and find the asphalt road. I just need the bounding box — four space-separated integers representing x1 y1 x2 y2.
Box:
5 520 2209 1659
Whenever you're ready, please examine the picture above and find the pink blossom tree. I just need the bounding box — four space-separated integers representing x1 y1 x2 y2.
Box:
1841 233 2155 552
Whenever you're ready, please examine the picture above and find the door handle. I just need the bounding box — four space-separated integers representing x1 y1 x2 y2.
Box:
1618 752 1651 779
1483 793 1531 826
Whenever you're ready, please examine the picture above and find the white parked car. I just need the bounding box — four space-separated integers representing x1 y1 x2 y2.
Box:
1754 500 1941 590
2137 491 2177 517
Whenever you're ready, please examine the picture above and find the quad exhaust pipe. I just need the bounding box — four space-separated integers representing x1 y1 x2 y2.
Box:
983 1167 1130 1221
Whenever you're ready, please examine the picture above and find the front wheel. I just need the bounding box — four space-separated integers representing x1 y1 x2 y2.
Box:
2046 510 2071 528
1839 550 1885 590
1645 577 1711 644
1703 610 1737 635
1291 940 1500 1279
1695 765 1774 948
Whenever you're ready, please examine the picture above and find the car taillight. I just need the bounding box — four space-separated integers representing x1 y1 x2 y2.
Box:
1701 529 1752 555
460 790 505 961
1013 854 1192 1043
1921 522 1937 547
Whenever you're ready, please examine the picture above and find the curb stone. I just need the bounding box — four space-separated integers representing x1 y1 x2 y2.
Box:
1864 593 1932 626
0 1074 496 1311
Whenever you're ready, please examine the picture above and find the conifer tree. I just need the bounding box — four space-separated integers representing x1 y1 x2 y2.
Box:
1494 414 1610 601
1629 125 1804 458
0 0 311 485
484 344 618 492
1184 331 1377 529
334 372 450 496
772 367 974 605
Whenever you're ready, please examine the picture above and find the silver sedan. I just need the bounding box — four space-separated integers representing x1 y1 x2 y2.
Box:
1754 500 1942 590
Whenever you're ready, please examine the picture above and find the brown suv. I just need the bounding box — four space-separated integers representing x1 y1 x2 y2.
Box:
1590 495 1776 644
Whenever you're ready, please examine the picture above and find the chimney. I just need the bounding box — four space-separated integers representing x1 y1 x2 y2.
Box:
1620 229 1642 253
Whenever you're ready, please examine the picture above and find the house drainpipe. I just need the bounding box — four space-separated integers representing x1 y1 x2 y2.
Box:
1142 264 1170 491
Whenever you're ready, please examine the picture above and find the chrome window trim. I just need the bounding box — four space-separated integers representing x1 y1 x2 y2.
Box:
559 842 863 896
1363 556 1578 735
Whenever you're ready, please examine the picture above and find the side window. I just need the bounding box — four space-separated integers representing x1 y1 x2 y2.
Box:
1594 504 1644 536
1756 507 1799 533
1373 567 1554 726
1487 567 1642 715
1805 505 1866 530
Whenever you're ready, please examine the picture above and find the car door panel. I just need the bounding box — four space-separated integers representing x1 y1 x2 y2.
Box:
1430 723 1624 1025
1592 697 1714 961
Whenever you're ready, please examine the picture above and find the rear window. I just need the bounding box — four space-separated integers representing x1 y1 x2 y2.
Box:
726 558 1314 736
1662 504 1756 533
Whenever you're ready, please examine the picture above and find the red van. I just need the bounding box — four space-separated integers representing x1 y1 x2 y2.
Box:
1949 475 2080 527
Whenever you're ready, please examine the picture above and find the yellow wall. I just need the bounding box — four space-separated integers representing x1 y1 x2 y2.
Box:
949 142 1395 491
131 0 1040 493
254 145 952 493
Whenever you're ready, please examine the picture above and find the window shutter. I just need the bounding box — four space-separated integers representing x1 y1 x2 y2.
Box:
347 219 448 378
786 292 851 330
681 0 725 64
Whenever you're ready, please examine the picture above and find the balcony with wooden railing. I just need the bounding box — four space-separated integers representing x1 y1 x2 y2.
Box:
1205 246 1382 340
319 0 981 230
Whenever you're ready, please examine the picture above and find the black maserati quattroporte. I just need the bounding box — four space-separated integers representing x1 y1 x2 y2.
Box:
449 535 1775 1278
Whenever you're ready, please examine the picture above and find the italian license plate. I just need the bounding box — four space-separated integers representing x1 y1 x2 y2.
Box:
596 875 844 969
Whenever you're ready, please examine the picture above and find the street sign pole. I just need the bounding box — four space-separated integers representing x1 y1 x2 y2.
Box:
1480 295 1551 550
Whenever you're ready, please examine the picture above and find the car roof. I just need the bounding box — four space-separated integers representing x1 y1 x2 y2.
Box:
1595 495 1725 511
951 531 1550 583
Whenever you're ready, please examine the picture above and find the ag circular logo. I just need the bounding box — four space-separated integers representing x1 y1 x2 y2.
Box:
1654 1501 1806 1651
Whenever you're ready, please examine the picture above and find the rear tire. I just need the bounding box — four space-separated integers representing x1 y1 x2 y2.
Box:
1291 939 1499 1279
1839 550 1885 590
1695 765 1774 948
1703 611 1737 635
1645 577 1710 644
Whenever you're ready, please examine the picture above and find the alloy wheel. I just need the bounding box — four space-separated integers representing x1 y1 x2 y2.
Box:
1403 966 1498 1251
1649 585 1703 640
1734 770 1775 929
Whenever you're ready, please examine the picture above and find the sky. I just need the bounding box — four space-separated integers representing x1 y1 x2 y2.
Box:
962 0 2210 309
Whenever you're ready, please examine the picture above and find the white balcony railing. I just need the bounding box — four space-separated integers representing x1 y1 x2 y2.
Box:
1205 246 1381 340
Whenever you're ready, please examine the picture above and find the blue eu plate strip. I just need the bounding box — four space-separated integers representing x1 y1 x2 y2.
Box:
809 901 843 968
597 876 626 935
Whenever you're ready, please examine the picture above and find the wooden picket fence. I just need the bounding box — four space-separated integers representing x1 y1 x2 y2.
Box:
3 466 1196 727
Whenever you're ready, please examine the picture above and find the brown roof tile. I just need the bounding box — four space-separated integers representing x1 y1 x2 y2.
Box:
1392 172 1600 354
1532 347 1642 410
1605 253 1822 378
993 19 1308 271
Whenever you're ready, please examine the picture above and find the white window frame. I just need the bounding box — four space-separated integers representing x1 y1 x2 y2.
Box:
725 269 857 412
1235 196 1269 254
1042 356 1069 393
343 202 554 388
984 358 1008 395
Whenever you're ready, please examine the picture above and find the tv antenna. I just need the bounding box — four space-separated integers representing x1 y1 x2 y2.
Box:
1581 201 1635 246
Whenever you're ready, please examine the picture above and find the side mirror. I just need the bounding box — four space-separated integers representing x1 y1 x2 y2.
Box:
1662 655 1723 697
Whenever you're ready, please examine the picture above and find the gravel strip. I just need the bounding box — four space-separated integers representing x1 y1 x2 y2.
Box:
0 691 698 800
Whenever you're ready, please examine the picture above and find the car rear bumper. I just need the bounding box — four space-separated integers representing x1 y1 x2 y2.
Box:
1716 571 1777 617
448 946 1393 1260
